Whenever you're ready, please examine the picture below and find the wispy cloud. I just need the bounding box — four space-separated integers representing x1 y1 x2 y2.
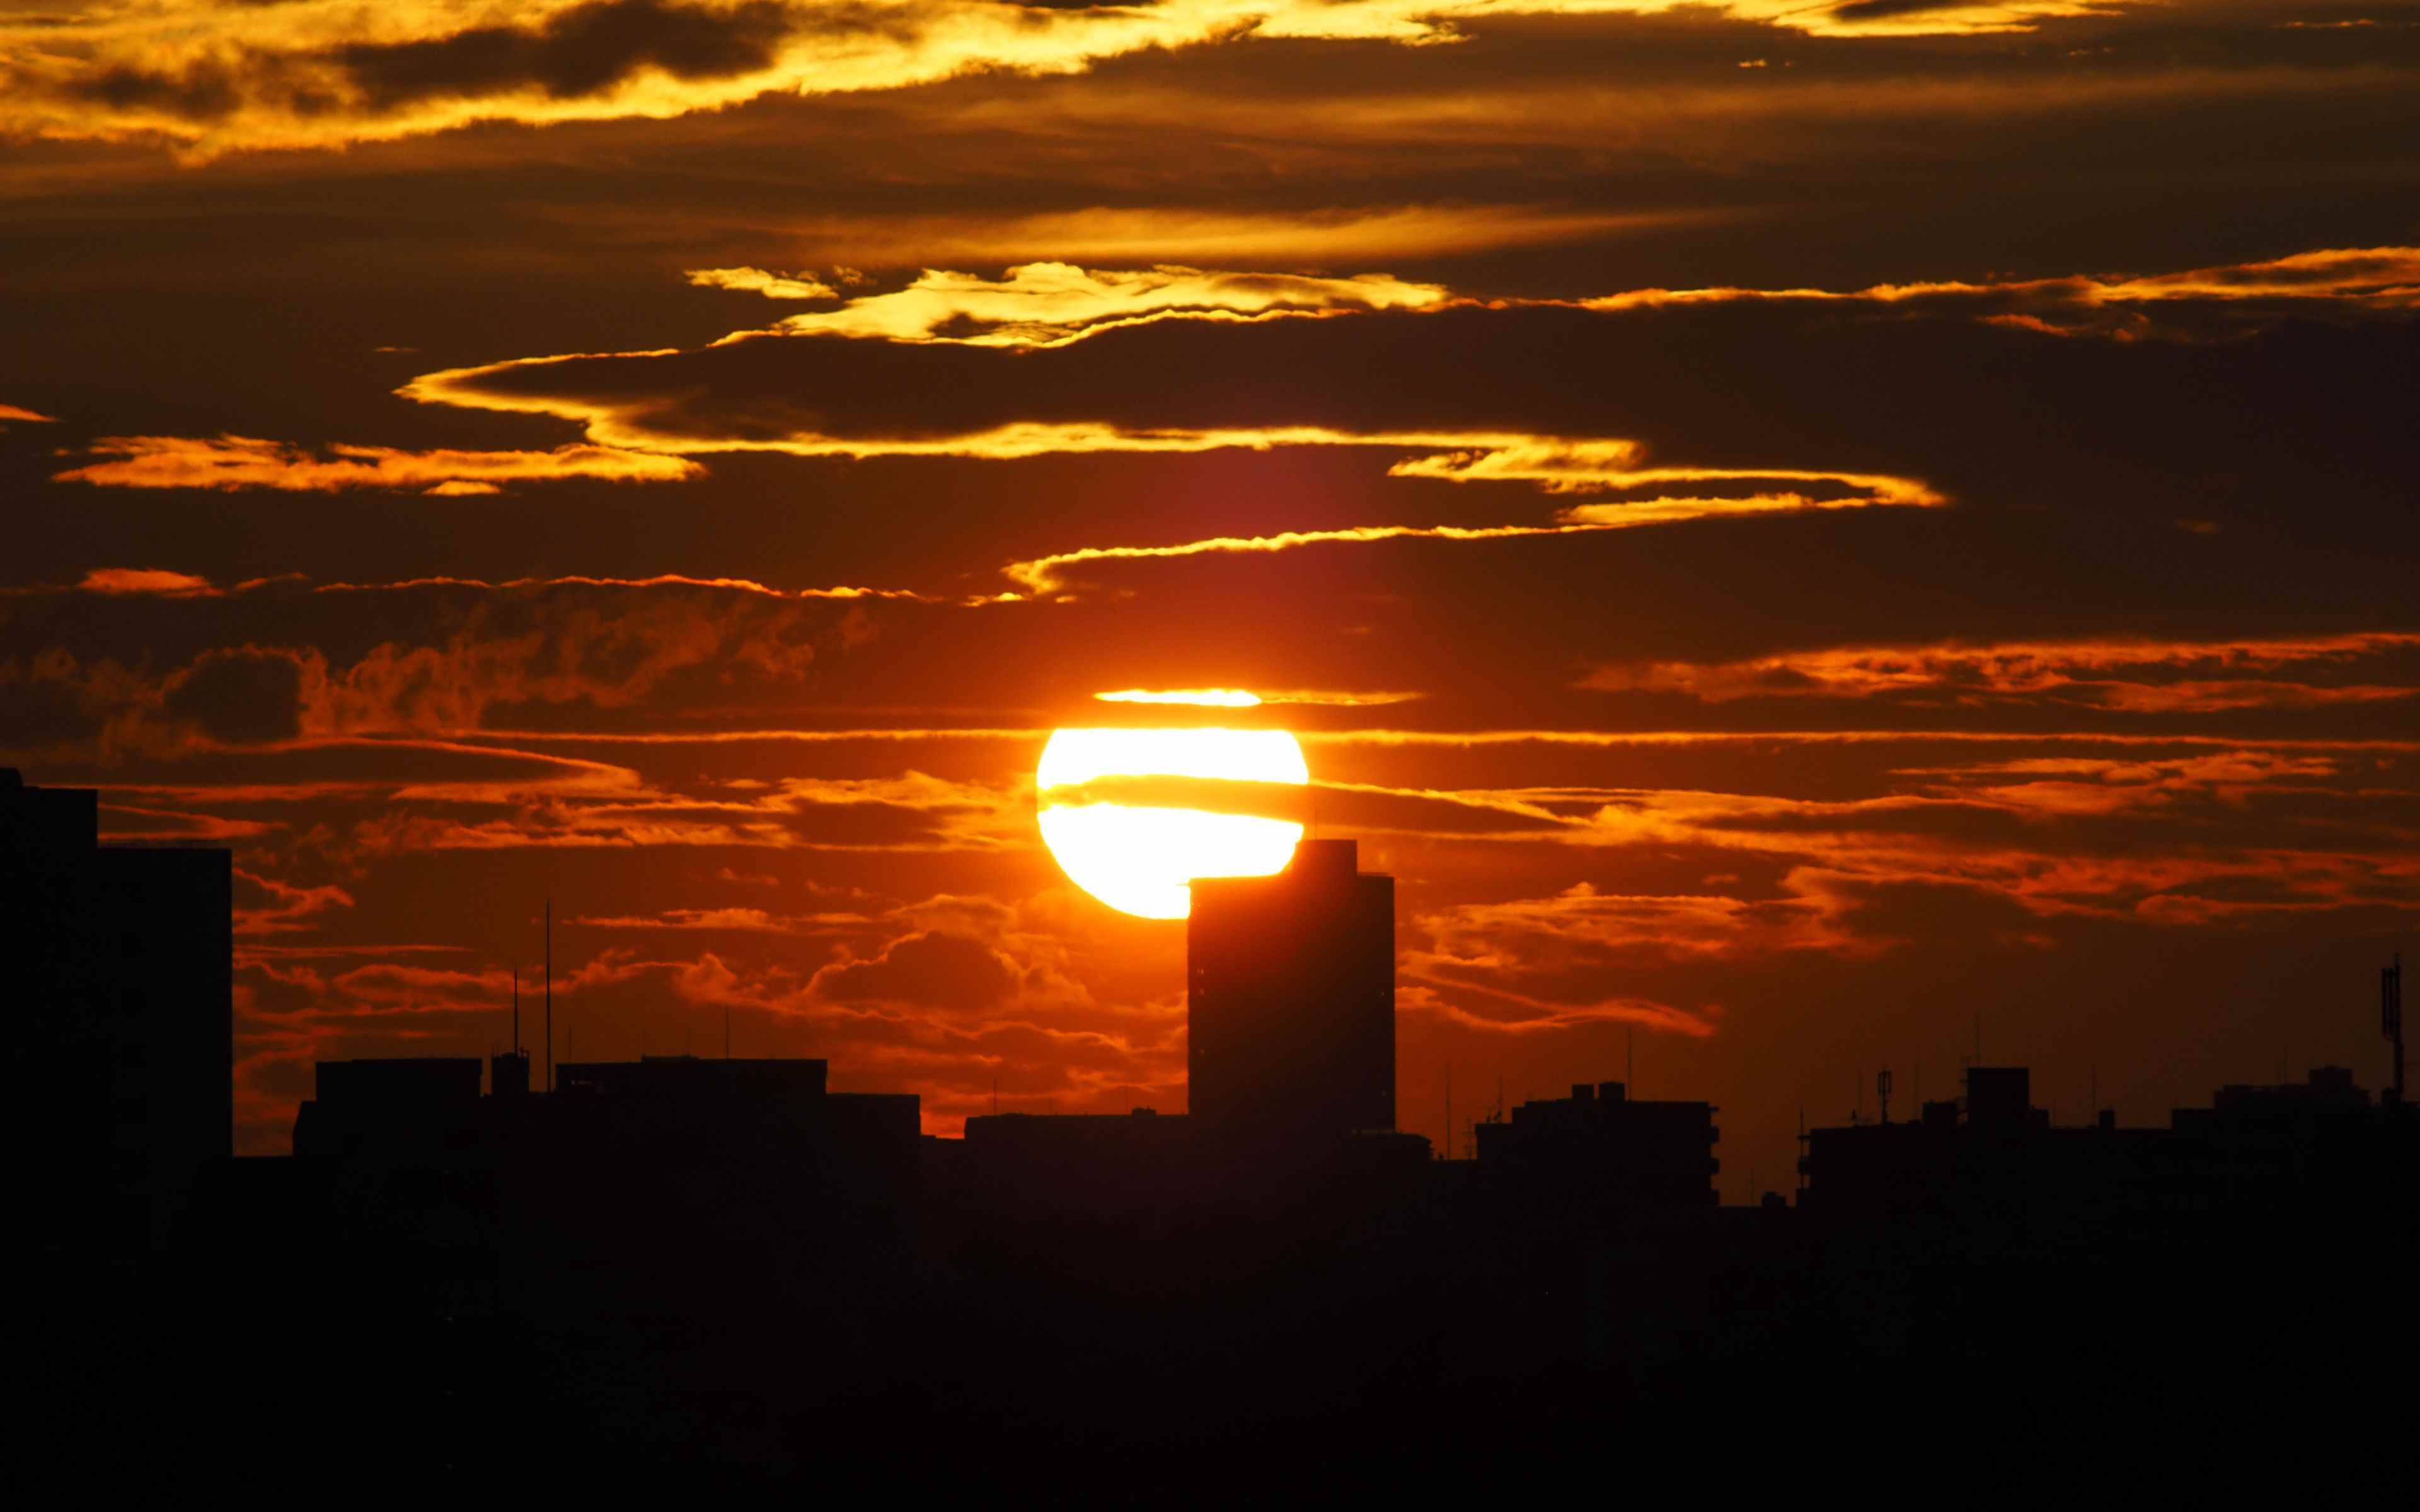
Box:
54 435 700 492
1584 631 2420 712
740 261 1448 347
1573 246 2420 336
686 265 839 301
1003 461 1943 593
1 1 2112 155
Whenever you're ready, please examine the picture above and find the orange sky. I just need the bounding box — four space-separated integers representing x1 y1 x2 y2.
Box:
5 0 2419 1191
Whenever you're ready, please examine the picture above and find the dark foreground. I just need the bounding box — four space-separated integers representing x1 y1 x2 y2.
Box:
32 1138 2419 1498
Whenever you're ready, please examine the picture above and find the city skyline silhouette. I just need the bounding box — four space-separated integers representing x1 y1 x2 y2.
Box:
12 759 2418 1491
9 2 2420 1487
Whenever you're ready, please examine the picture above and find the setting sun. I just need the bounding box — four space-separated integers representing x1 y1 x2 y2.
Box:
1036 725 1310 919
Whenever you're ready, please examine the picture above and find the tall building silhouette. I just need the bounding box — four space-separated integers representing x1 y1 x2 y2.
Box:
1 769 231 1256
1189 838 1393 1140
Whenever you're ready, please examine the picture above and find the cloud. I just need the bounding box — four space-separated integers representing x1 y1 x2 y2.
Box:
1584 631 2420 712
0 1 2136 154
1001 464 1944 593
0 403 57 425
160 646 312 745
2 579 850 759
233 868 356 937
686 265 839 300
749 261 1448 346
1398 973 1721 1037
1574 246 2420 336
810 929 1021 1012
1094 687 1265 707
573 906 872 930
53 434 701 492
76 568 217 597
742 206 1707 270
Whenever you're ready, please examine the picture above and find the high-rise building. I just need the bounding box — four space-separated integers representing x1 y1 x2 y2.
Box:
2 769 232 1256
1187 838 1393 1142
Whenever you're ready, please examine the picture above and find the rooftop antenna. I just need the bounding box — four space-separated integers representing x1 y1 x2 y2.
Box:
1444 1065 1452 1162
1878 1068 1893 1125
724 1001 732 1060
2383 953 2405 1106
1626 1025 1635 1094
511 967 520 1055
544 896 554 1094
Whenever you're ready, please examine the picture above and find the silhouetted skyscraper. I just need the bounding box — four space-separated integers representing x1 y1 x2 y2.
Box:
2 769 231 1256
1188 839 1393 1141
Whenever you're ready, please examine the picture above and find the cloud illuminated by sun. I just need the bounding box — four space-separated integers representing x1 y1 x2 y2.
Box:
1094 688 1262 707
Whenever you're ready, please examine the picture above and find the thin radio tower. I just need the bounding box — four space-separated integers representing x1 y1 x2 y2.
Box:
510 968 519 1055
544 896 553 1093
1626 1025 1634 1094
1444 1065 1452 1163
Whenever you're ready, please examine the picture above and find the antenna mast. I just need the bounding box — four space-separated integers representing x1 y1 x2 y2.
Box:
544 896 553 1093
2385 953 2406 1106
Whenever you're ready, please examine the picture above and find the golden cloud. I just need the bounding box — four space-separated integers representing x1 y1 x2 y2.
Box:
730 206 1706 272
1575 246 2420 335
54 434 701 491
686 266 840 300
750 261 1448 347
1000 454 1943 594
1093 687 1424 707
0 0 2105 154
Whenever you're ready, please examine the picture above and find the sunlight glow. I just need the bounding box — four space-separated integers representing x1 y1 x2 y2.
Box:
1037 726 1309 919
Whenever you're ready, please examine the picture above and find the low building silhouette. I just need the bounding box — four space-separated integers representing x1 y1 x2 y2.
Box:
1474 1080 1720 1209
1799 1063 2409 1224
3 768 231 1257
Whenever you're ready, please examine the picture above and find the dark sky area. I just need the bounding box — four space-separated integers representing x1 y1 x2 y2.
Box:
4 0 2417 1188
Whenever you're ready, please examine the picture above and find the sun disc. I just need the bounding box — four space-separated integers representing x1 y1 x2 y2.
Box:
1037 726 1309 919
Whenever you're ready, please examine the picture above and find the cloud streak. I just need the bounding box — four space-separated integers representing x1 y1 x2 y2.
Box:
1 0 2125 154
54 435 701 493
1584 631 2420 712
1002 463 1945 593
